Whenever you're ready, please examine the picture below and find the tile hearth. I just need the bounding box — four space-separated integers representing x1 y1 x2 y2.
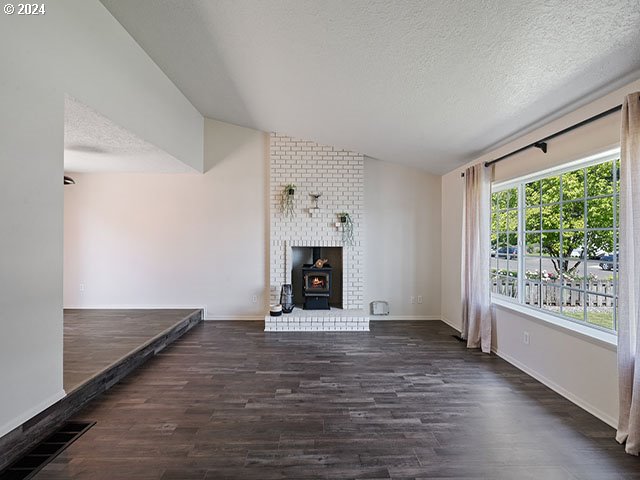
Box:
264 307 369 332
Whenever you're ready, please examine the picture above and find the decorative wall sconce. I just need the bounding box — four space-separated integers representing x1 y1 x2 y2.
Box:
310 193 321 209
309 193 322 217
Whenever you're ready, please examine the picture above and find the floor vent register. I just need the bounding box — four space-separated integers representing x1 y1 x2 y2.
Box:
0 421 95 480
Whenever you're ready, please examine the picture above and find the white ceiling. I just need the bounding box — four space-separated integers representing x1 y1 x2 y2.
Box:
100 0 640 174
64 96 194 174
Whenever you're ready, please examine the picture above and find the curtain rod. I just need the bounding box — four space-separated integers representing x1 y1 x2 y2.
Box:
460 104 622 177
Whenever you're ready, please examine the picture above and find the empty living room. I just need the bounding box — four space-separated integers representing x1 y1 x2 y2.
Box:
2 1 640 479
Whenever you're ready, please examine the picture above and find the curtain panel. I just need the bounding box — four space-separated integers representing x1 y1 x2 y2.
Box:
617 92 640 455
462 163 493 353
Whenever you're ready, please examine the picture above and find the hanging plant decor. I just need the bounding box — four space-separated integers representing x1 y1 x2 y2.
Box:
280 184 296 218
337 212 354 245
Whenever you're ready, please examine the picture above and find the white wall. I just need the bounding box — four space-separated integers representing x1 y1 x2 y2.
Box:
64 119 268 319
65 131 442 321
441 78 640 427
440 170 464 329
0 0 203 437
365 159 441 319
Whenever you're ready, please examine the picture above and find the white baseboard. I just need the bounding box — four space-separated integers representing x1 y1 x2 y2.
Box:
0 389 66 438
205 315 263 321
439 315 616 428
440 316 461 332
492 347 618 428
370 315 441 321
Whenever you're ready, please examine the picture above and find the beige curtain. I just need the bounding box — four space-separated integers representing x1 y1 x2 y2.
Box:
462 163 493 353
617 92 640 455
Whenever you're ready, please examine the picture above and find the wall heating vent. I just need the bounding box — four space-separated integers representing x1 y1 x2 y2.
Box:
0 420 95 480
370 301 389 315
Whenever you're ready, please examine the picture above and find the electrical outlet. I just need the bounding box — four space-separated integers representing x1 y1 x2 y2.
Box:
79 283 85 292
523 331 530 345
251 295 258 303
417 295 423 304
410 296 416 304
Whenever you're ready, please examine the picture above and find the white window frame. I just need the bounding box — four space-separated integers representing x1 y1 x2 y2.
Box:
490 147 620 345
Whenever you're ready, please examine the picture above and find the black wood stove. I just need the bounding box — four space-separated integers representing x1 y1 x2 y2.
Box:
302 247 332 310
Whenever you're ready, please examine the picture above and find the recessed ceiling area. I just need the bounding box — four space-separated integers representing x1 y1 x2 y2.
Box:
64 96 195 174
100 0 640 174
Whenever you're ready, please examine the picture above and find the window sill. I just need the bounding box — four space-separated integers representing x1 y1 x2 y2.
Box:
491 296 618 351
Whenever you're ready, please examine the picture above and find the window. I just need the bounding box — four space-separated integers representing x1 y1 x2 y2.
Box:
490 149 619 333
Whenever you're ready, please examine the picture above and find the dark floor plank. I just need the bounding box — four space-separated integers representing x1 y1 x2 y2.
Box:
0 309 202 473
34 321 640 479
64 309 202 391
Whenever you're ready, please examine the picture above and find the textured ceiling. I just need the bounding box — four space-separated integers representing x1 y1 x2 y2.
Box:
64 96 194 174
100 0 640 174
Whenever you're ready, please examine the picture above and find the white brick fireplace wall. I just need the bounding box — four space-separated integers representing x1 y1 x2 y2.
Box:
269 133 364 312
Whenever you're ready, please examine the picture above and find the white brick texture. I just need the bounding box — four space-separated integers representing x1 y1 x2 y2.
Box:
264 310 370 332
269 132 364 310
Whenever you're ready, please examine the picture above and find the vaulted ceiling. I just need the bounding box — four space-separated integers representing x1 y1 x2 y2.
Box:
65 96 192 174
100 0 640 174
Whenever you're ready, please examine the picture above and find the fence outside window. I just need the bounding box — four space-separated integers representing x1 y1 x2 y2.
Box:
490 150 619 333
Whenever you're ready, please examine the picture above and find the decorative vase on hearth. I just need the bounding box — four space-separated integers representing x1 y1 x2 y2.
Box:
280 284 294 313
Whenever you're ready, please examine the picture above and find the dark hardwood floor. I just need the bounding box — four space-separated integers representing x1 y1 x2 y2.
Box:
0 310 203 473
64 309 202 392
35 321 638 479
